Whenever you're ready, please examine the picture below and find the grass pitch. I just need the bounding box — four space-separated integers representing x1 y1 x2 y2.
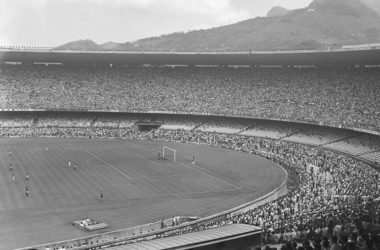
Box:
0 138 285 249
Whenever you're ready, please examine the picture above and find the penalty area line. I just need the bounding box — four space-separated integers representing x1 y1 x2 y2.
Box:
84 150 132 180
131 142 241 190
134 152 163 167
176 160 242 190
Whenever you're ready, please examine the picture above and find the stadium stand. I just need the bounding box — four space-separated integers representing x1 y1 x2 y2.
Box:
239 120 299 139
324 134 380 156
0 65 379 132
93 113 141 128
0 112 34 127
36 112 94 127
158 115 205 131
144 130 380 238
1 61 379 250
196 117 251 134
105 224 262 250
360 151 380 165
1 112 379 163
15 125 378 250
283 127 358 146
2 112 380 250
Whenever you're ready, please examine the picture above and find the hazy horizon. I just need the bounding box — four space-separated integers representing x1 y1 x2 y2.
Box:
0 0 315 47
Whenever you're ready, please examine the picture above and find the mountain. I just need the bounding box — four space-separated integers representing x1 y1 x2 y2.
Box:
57 0 380 51
115 0 380 51
309 0 377 17
267 6 289 17
56 39 104 50
100 42 121 50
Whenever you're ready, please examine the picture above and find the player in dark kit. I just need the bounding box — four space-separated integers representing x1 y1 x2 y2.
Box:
100 190 103 200
25 186 29 197
9 163 13 172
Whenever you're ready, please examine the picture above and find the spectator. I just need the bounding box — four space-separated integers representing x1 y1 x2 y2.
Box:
330 236 342 250
0 65 379 132
0 113 379 249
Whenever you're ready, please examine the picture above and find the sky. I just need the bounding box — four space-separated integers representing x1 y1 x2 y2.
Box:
0 0 314 47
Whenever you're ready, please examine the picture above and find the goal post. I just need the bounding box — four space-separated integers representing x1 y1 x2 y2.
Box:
163 146 176 161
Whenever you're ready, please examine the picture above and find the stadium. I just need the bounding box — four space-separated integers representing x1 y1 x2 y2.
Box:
0 45 379 250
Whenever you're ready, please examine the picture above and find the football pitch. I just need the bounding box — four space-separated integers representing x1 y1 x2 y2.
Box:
0 138 285 249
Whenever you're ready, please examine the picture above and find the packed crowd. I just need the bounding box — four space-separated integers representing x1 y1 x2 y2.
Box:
0 127 133 139
0 65 379 132
272 234 379 250
88 129 380 250
0 110 379 248
1 123 379 249
141 130 380 244
37 114 92 128
1 111 380 164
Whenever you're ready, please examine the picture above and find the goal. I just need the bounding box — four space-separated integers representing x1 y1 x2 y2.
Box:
162 146 176 161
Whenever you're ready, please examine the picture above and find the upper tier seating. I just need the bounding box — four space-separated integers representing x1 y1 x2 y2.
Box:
1 65 379 132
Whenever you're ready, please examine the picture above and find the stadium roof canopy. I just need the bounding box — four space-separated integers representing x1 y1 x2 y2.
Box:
1 48 380 66
105 224 261 250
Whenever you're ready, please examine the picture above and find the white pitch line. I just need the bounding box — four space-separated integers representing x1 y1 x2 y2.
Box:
175 160 241 190
84 150 132 180
134 152 163 167
131 142 241 190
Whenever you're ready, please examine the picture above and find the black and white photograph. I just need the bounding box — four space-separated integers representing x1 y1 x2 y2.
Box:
0 0 379 249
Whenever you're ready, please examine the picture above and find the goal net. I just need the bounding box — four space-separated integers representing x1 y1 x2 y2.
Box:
162 146 176 161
